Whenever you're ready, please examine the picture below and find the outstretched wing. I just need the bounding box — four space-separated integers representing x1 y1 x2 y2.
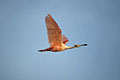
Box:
45 14 62 47
62 34 69 44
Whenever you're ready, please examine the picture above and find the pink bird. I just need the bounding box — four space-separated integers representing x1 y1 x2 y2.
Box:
39 14 87 52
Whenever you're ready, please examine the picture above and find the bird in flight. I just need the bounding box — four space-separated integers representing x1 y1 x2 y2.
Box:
38 14 87 52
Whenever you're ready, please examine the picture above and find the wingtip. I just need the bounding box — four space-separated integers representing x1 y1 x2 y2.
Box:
45 14 52 20
46 13 50 16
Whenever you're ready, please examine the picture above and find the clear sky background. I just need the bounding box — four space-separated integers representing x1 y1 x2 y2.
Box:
0 0 120 80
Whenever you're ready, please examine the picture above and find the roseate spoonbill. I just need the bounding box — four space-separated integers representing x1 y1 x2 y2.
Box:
38 14 87 52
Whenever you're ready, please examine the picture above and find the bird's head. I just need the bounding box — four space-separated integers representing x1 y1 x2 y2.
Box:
74 44 87 48
74 44 81 47
64 44 87 50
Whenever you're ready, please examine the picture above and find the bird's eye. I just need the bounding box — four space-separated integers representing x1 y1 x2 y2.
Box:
74 45 77 47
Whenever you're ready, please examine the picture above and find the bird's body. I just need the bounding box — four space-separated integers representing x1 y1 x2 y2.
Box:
39 43 71 52
38 14 87 52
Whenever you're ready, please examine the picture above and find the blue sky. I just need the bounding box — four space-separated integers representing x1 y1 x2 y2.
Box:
0 0 120 80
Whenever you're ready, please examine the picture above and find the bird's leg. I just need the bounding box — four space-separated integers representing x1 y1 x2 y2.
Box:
38 48 51 52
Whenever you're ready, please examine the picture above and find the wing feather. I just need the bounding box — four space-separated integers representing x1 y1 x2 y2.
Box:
45 14 62 47
62 34 69 44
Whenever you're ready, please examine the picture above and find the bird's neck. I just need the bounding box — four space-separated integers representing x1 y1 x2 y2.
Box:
64 45 77 50
62 43 80 50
